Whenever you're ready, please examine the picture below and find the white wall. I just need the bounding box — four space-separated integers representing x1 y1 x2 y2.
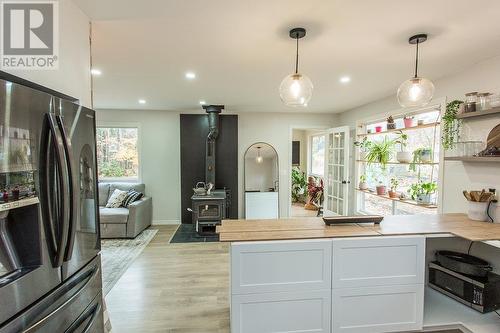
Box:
3 0 91 107
245 156 278 192
338 55 500 214
96 109 337 222
96 109 181 224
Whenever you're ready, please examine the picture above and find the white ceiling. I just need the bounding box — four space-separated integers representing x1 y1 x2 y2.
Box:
74 0 500 113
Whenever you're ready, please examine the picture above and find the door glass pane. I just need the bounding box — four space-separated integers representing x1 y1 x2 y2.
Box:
338 184 344 199
338 199 344 215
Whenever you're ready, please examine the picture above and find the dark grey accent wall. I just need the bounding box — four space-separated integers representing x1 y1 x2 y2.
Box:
180 114 238 224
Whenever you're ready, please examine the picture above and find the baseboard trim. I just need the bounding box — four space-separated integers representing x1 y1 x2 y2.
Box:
152 220 181 225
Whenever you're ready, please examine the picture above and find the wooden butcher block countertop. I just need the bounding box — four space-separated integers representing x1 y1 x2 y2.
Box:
216 213 500 242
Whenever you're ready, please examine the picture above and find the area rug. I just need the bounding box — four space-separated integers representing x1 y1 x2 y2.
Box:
101 229 158 295
169 223 219 243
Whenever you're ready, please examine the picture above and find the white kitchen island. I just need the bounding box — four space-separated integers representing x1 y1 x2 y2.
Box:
217 214 500 333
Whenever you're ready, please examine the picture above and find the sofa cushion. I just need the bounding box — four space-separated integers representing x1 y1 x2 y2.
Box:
110 183 146 196
99 207 129 224
106 189 128 208
98 183 110 206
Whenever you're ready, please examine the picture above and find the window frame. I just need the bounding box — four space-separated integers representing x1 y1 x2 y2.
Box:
308 133 327 178
96 121 142 182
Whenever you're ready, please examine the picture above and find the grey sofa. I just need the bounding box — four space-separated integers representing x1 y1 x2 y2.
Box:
98 182 153 238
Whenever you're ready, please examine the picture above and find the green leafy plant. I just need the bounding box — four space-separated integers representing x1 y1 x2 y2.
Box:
359 174 366 182
291 167 307 203
394 130 408 152
442 100 463 150
410 148 433 172
353 137 372 151
408 182 437 200
390 178 399 191
365 137 395 169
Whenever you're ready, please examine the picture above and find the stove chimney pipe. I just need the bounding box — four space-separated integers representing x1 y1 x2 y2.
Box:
203 105 224 186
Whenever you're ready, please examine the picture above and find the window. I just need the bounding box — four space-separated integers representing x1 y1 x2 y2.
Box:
96 127 139 180
310 134 326 177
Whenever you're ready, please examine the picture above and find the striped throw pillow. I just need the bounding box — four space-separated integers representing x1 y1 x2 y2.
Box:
122 189 144 207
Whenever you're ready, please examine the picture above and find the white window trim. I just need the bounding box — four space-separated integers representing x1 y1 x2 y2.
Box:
308 132 326 178
96 121 142 183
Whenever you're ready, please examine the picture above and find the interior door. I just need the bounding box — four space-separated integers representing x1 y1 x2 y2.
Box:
323 126 350 216
57 100 99 280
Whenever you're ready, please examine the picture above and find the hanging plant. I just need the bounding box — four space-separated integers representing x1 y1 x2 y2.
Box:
365 137 395 170
441 100 463 150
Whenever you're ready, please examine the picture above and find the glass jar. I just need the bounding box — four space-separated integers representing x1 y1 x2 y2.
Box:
477 93 492 111
464 92 478 113
489 93 500 108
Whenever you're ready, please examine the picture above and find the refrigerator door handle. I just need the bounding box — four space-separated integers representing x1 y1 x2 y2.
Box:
56 115 76 262
22 263 99 332
43 113 71 268
64 302 101 333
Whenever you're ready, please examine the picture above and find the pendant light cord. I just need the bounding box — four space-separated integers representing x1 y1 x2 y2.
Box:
295 36 299 74
414 40 419 78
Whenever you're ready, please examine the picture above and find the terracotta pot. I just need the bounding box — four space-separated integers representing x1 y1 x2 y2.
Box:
404 118 414 128
388 190 398 198
376 185 387 196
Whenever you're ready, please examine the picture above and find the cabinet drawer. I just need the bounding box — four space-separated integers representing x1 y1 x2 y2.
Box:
231 239 332 294
332 284 424 333
232 290 331 333
332 236 425 288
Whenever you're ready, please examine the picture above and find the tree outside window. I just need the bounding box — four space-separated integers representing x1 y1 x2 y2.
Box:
96 127 139 179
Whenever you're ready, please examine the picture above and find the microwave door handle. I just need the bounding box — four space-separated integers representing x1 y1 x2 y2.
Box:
56 115 76 261
46 114 70 268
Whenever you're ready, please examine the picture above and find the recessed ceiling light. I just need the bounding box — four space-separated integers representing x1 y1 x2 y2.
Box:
138 99 146 104
185 72 196 79
199 100 206 105
340 76 351 84
91 68 102 76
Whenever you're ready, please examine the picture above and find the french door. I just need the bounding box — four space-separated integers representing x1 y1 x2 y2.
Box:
323 126 350 216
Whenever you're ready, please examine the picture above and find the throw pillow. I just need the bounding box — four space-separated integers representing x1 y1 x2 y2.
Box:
105 189 128 208
122 189 144 207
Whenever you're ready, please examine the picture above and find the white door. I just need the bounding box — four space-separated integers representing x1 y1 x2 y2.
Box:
324 126 350 216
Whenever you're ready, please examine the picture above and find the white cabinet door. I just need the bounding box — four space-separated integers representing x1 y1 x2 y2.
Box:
232 290 331 333
332 284 424 333
245 192 279 219
231 239 332 294
332 236 425 288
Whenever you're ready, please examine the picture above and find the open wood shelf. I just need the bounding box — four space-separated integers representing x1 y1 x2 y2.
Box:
356 160 438 165
355 188 437 209
444 156 500 162
357 122 440 137
456 106 500 119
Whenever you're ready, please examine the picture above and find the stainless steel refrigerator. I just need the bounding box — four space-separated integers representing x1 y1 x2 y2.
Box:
0 78 103 332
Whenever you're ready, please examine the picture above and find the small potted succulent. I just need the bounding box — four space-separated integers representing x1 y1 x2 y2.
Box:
387 115 396 130
376 180 387 196
403 115 415 128
388 178 399 198
408 182 437 205
394 130 411 163
359 174 368 190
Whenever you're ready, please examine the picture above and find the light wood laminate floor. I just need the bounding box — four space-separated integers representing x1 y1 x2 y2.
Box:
106 225 230 333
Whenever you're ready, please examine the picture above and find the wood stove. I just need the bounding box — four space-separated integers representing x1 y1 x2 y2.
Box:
191 189 230 235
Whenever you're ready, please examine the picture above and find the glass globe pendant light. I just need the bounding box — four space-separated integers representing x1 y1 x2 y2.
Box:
397 34 435 108
280 28 313 107
256 146 263 163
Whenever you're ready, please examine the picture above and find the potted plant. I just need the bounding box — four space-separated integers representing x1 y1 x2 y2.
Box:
305 176 324 210
375 125 383 133
394 130 411 163
441 100 463 150
353 137 372 160
410 148 433 171
365 137 395 170
291 167 307 203
388 178 399 198
387 115 396 130
359 174 368 190
376 180 387 196
408 182 437 205
403 115 414 128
